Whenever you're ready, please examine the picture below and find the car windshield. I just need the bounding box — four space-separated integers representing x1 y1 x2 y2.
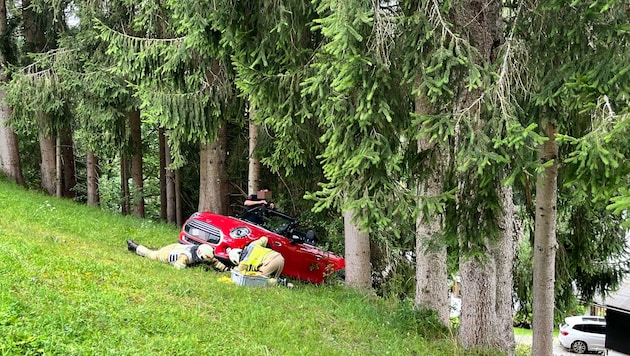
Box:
264 215 292 233
241 207 297 233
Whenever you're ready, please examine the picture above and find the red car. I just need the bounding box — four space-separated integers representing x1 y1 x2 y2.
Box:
178 207 345 284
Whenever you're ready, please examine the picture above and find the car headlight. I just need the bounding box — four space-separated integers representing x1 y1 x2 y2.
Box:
230 227 251 238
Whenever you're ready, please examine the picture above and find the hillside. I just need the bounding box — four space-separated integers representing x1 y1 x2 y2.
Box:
0 178 498 355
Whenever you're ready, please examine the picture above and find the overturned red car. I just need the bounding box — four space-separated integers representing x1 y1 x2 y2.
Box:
178 206 345 284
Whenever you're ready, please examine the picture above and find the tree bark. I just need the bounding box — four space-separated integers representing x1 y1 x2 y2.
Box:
415 209 449 324
414 84 449 325
0 0 24 186
532 122 558 356
248 107 260 195
59 124 76 198
159 127 167 220
86 150 99 206
175 169 184 226
494 186 517 353
129 110 144 218
55 134 62 197
24 0 54 195
39 126 56 195
175 169 183 226
343 209 371 291
459 256 497 348
198 123 229 215
165 134 176 224
120 152 130 215
458 185 516 354
450 0 515 353
22 0 46 55
0 117 24 185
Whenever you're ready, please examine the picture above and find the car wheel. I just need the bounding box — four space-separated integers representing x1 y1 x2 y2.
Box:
571 340 588 354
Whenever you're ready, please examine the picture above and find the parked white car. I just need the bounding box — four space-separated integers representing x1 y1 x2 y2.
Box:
558 315 606 354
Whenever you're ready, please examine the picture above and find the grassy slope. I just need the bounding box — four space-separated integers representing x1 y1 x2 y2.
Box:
0 178 499 355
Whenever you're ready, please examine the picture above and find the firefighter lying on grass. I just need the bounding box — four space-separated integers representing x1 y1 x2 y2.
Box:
126 239 229 271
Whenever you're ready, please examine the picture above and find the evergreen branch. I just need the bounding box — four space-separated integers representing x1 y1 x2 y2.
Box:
23 67 55 79
368 0 399 68
455 93 484 119
583 95 625 136
460 0 494 30
495 0 524 119
56 66 119 78
96 19 186 44
600 95 616 118
426 0 463 45
140 85 211 98
21 48 77 75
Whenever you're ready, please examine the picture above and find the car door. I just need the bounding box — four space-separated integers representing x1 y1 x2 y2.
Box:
588 324 606 352
266 234 332 283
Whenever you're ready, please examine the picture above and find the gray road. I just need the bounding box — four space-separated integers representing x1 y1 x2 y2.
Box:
552 339 579 356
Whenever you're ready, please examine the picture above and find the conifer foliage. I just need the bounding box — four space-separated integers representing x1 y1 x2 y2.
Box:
0 1 629 355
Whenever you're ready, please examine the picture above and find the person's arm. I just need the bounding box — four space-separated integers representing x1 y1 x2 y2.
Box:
244 198 268 207
252 236 268 247
237 262 247 272
173 255 188 269
244 193 272 208
211 258 230 272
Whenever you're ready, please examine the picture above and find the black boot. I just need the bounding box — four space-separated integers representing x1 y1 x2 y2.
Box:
127 239 138 252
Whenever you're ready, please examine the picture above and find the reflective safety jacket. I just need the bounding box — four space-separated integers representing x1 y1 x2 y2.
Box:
238 237 279 272
138 243 229 271
166 244 201 265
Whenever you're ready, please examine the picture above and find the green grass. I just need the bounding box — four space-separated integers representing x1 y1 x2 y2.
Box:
0 178 507 355
513 327 532 337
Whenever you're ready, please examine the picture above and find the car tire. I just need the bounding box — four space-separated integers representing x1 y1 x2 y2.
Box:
571 340 588 354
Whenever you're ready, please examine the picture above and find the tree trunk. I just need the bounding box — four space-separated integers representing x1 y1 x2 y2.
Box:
39 126 56 195
22 0 46 55
159 127 167 220
532 122 558 356
55 134 62 197
248 107 260 195
198 123 229 215
165 135 176 224
60 124 76 198
414 85 449 325
120 152 130 215
175 169 183 226
415 211 449 324
0 117 24 185
24 0 54 195
86 150 99 206
175 169 184 226
129 110 144 218
0 0 24 186
459 256 497 348
494 186 517 353
458 185 517 354
451 0 514 353
343 209 371 291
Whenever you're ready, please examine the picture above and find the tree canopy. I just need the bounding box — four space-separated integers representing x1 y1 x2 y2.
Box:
1 1 629 354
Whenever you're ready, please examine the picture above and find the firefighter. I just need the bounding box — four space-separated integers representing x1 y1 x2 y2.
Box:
127 240 229 271
228 236 293 287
